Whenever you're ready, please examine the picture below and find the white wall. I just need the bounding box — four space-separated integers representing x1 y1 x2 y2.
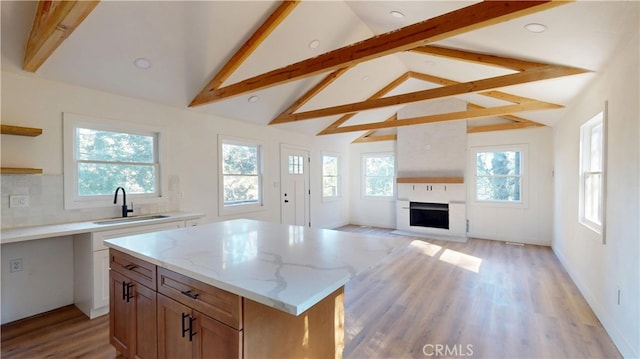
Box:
467 127 554 245
348 141 396 228
0 71 350 323
552 28 639 358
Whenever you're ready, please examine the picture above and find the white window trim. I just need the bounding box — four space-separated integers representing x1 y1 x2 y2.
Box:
218 135 265 216
579 107 607 237
321 152 342 202
469 144 528 208
63 112 167 210
361 152 396 199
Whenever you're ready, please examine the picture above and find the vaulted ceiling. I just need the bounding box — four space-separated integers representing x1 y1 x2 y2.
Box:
2 1 637 143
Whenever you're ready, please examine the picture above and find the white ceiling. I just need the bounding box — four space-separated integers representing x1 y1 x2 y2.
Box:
2 1 638 141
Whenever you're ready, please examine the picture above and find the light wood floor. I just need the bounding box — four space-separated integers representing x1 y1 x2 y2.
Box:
1 226 620 358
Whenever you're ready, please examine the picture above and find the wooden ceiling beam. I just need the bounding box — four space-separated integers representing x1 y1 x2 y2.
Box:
352 114 397 143
319 101 562 135
280 65 585 123
189 1 565 107
23 0 100 72
315 73 410 134
467 102 543 124
194 1 300 95
270 66 352 124
467 122 545 133
408 45 548 72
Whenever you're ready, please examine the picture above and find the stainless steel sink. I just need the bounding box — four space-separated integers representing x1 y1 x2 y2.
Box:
93 214 170 225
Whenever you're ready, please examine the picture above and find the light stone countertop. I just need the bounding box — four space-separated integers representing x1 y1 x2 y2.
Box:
0 211 204 244
104 219 408 316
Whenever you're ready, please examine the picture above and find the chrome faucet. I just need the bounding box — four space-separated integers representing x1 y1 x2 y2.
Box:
113 186 134 217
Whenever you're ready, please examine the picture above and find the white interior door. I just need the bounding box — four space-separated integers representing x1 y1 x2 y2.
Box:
281 145 310 227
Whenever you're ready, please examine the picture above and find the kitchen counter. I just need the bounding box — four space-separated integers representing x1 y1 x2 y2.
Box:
0 211 204 244
104 218 407 316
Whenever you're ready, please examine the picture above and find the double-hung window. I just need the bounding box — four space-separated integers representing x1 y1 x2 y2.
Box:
219 136 263 214
579 111 605 233
473 147 524 204
322 154 341 200
63 113 161 209
362 153 395 198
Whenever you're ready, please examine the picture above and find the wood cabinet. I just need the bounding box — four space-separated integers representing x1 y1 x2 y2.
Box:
109 250 158 359
74 221 185 319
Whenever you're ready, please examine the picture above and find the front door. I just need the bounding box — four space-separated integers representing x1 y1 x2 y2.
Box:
280 145 310 227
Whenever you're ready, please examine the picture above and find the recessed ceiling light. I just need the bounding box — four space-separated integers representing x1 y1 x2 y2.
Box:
524 23 547 33
390 11 405 18
248 95 259 103
133 57 152 70
308 39 320 49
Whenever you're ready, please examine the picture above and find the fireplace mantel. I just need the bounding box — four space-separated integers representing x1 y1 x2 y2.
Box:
396 177 464 184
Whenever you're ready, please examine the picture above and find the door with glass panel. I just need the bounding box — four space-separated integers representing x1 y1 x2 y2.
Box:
280 145 310 227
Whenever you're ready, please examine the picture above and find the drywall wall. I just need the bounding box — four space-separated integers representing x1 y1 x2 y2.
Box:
552 28 639 358
467 126 554 245
0 71 350 323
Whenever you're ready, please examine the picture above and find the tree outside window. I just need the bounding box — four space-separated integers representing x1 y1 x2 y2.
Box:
475 150 522 202
363 153 395 197
322 154 340 199
222 142 261 206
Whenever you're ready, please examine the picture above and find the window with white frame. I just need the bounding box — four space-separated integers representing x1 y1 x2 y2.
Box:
219 136 263 213
579 111 605 233
63 113 161 210
322 154 341 199
362 153 395 198
474 147 524 203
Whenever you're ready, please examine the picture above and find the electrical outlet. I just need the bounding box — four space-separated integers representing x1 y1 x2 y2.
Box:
10 258 23 273
9 195 29 208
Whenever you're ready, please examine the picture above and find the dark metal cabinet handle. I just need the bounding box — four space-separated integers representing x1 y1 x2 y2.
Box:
125 283 134 302
121 281 126 300
122 264 137 271
181 313 189 338
180 290 199 300
188 316 197 342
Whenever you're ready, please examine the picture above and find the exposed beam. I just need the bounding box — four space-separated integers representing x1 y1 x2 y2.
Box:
352 114 397 143
467 102 543 124
23 0 100 72
467 122 545 133
409 45 548 72
193 0 300 96
281 65 586 123
270 66 352 124
319 101 562 135
316 73 410 134
190 1 566 107
352 134 398 143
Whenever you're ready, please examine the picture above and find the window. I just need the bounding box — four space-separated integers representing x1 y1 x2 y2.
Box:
63 113 162 210
579 111 605 233
322 154 341 199
289 155 304 174
219 136 263 214
363 153 395 198
474 147 524 203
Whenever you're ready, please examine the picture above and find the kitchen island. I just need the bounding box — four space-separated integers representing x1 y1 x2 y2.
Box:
104 219 407 358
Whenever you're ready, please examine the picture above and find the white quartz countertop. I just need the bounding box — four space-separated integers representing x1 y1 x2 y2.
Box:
104 219 408 316
0 211 204 244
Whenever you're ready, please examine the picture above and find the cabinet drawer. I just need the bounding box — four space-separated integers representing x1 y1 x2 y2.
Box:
110 249 157 290
158 268 242 330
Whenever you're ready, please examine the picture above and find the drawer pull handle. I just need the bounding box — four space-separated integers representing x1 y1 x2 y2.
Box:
122 264 137 271
181 290 199 300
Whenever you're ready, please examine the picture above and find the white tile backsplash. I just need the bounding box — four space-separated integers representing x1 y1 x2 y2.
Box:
1 174 179 229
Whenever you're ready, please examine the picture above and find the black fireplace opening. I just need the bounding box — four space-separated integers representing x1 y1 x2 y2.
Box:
410 202 449 230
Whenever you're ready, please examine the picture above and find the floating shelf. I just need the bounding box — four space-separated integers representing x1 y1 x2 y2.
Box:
396 177 464 184
1 167 43 175
1 124 43 137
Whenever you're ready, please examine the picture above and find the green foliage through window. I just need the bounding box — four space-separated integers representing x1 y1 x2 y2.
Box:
76 128 157 196
476 150 521 202
322 155 340 198
222 142 261 205
364 154 395 197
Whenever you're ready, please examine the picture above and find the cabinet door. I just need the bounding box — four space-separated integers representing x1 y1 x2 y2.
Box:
109 270 133 355
193 312 242 359
158 294 193 359
93 249 110 309
131 282 157 359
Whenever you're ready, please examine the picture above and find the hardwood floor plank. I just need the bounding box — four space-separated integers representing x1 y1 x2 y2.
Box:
1 226 621 358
